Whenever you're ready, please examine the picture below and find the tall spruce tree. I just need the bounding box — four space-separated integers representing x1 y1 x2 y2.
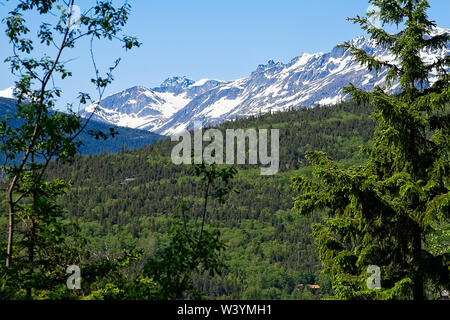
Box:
293 0 449 300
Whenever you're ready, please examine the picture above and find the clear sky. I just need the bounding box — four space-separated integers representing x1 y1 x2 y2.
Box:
0 0 449 108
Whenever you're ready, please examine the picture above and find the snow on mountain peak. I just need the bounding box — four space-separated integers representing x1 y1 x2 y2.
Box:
190 78 224 87
81 28 450 136
252 60 284 75
0 87 16 99
156 76 195 94
428 26 449 37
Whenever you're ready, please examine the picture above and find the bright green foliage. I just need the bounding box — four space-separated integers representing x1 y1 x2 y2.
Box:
79 249 158 300
0 177 81 298
293 0 449 300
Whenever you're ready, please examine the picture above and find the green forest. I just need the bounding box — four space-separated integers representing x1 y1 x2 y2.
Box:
0 0 448 300
45 101 375 299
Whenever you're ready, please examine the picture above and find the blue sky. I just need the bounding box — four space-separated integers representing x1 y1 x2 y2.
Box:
0 0 449 108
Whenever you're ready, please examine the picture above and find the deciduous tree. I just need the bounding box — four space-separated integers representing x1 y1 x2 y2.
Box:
0 0 140 298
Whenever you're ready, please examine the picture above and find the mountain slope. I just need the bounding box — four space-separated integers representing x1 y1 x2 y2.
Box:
81 27 449 135
80 78 225 133
0 97 164 159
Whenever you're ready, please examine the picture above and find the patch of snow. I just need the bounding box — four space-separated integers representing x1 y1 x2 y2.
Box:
200 96 244 118
153 91 190 117
0 87 15 99
190 79 224 87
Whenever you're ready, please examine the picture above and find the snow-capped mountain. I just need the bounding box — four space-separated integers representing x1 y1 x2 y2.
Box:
81 78 225 132
81 27 449 136
0 87 16 99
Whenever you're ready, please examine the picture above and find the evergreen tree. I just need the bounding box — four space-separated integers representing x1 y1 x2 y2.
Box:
293 0 449 300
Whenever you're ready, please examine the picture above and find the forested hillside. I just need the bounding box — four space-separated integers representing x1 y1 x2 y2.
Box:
0 97 163 160
46 101 376 299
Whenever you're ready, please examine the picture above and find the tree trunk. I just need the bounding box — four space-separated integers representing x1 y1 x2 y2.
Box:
6 202 14 268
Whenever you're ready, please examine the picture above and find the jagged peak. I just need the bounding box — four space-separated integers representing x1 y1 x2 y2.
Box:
158 76 195 90
252 59 284 75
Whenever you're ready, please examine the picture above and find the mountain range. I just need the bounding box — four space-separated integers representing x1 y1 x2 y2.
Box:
75 27 449 136
2 27 449 137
